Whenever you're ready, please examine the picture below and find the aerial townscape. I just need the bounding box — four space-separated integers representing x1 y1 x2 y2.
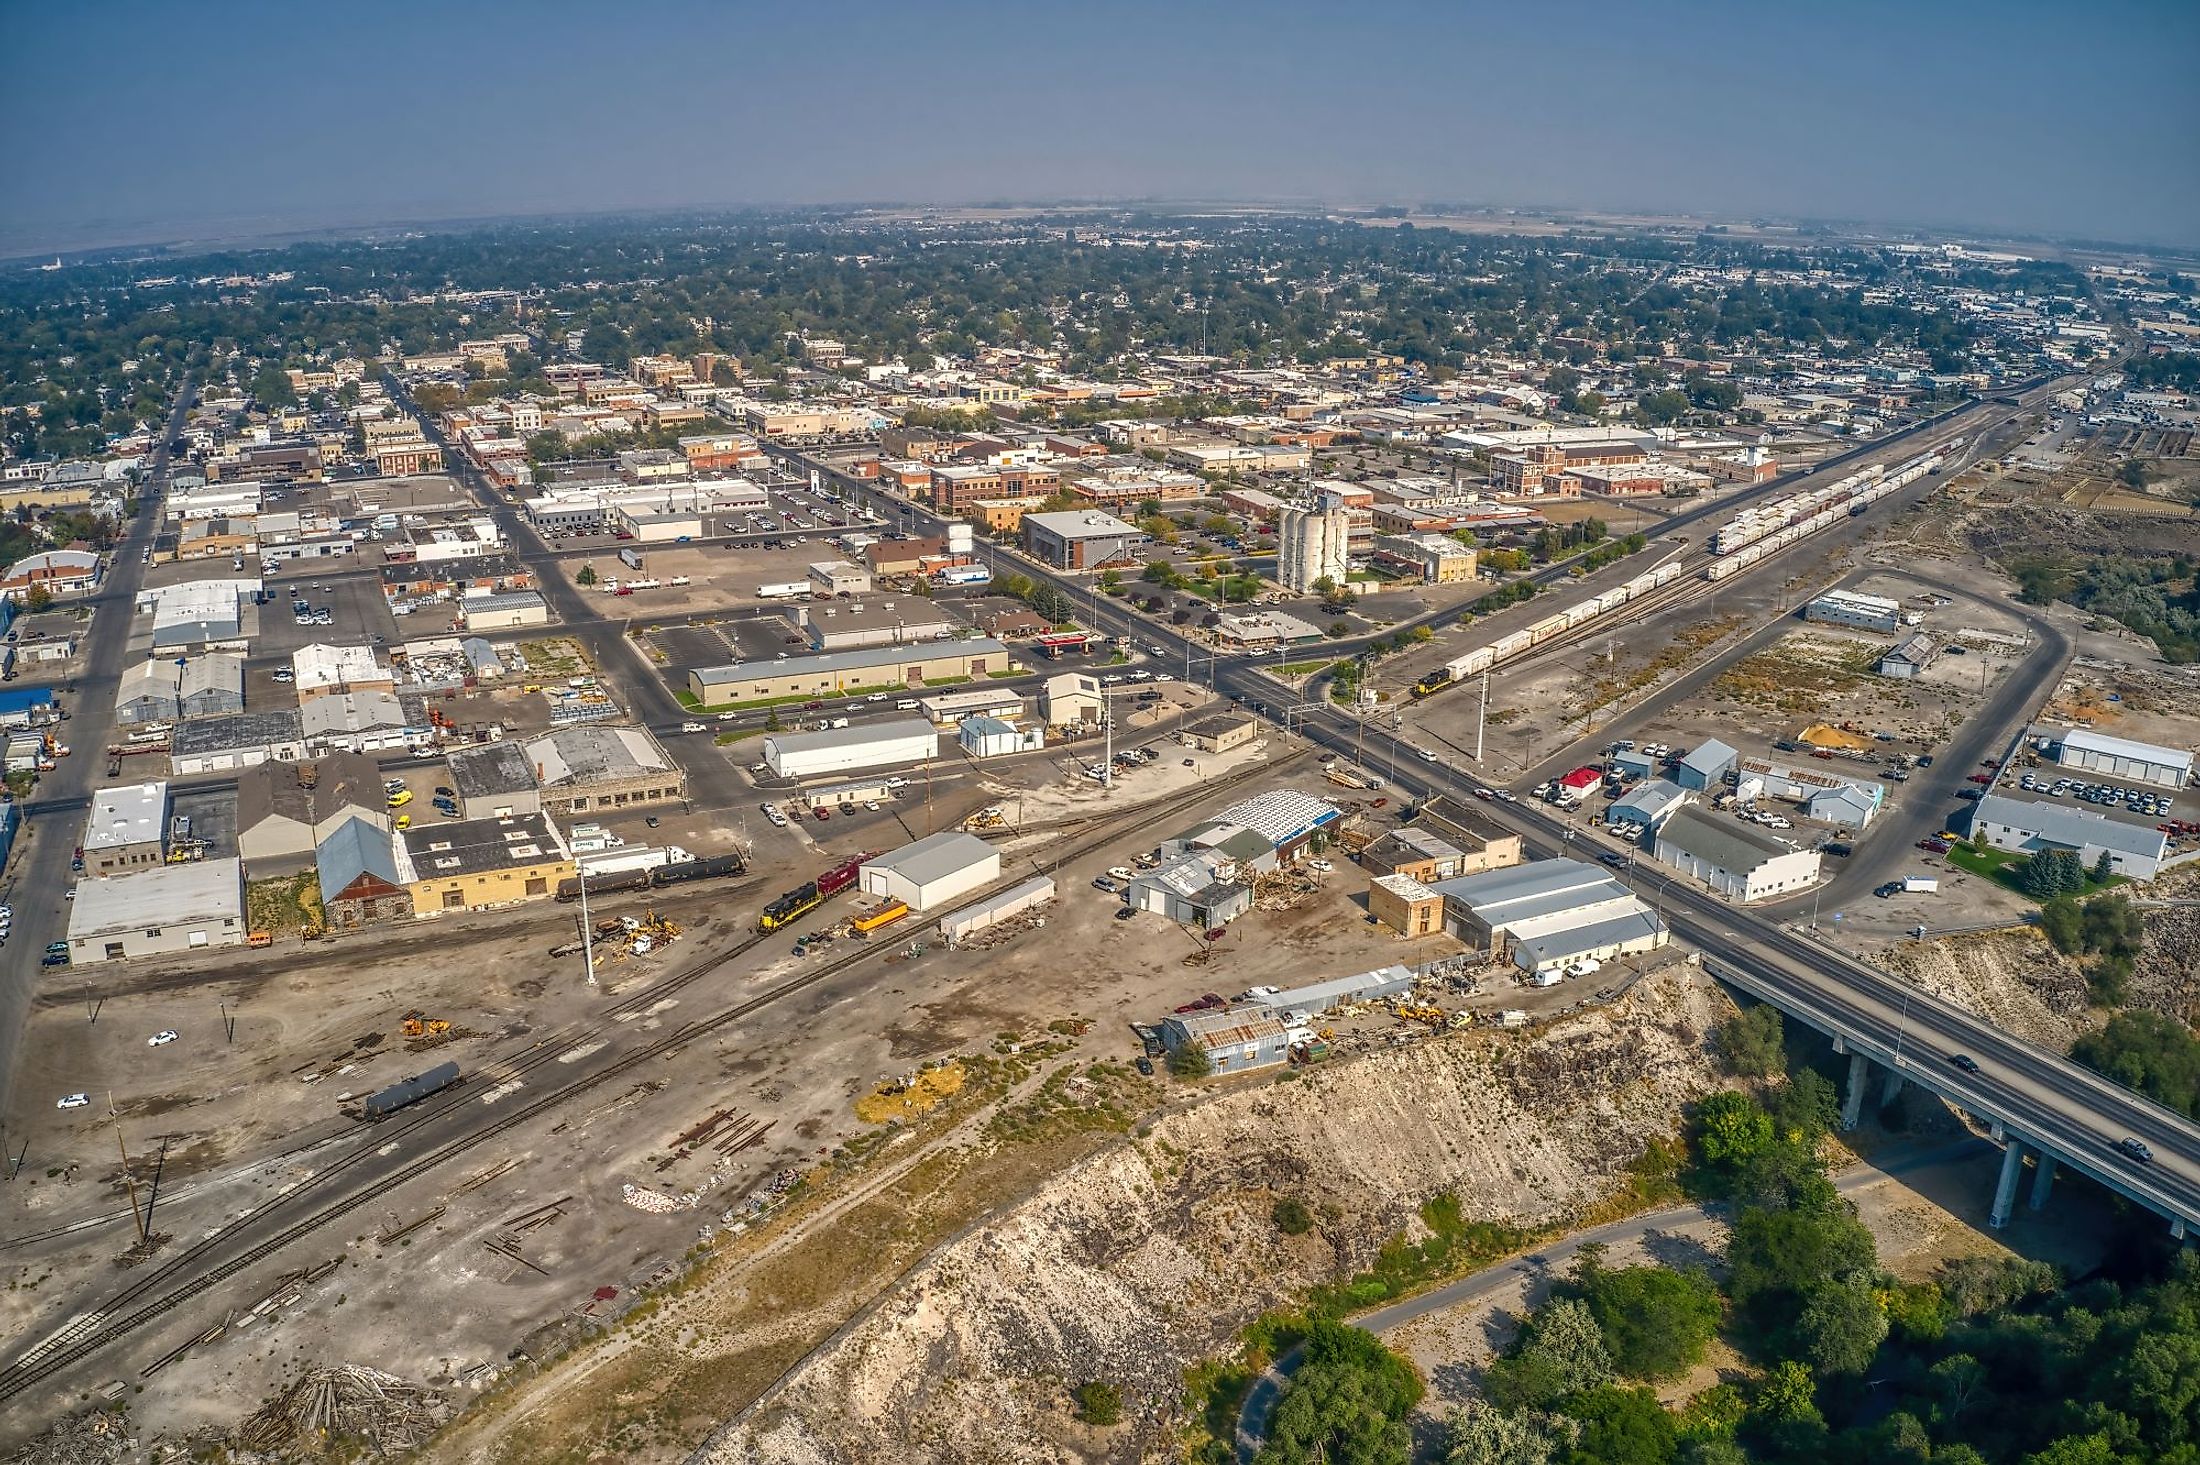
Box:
2 7 2199 1465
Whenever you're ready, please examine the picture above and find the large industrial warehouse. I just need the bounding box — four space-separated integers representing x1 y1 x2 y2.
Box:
2049 728 2195 791
686 638 1013 706
1432 858 1668 975
761 719 941 780
1966 792 2170 880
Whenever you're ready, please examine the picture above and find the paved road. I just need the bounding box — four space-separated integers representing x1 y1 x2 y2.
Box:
800 443 2200 1233
0 377 193 1118
1231 1139 1992 1462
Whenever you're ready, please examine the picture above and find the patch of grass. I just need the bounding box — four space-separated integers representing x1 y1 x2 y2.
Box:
1946 843 2121 901
712 727 765 746
246 871 325 939
1304 1193 1547 1319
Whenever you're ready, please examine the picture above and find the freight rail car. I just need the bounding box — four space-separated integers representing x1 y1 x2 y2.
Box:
1408 558 1685 697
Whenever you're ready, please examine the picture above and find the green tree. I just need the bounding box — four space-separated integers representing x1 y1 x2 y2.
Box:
1749 1359 1821 1429
1072 1379 1122 1426
251 361 297 408
1793 1278 1888 1376
2072 1010 2200 1118
1726 1202 1878 1319
1273 1197 1314 1235
1167 1042 1212 1080
1560 1385 1677 1465
1575 1263 1723 1381
1713 1006 1784 1078
2039 895 2084 953
1256 1321 1421 1465
1693 1091 1775 1171
2092 848 2115 884
1442 1400 1558 1465
1486 1297 1614 1412
576 564 596 586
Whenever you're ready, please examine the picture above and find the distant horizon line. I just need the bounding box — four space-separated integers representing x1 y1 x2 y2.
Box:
7 196 2198 271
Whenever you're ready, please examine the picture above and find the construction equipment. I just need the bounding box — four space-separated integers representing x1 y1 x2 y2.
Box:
400 1011 453 1039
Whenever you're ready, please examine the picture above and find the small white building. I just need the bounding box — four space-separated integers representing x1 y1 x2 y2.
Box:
958 715 1042 758
860 831 1000 912
1653 807 1821 902
2052 728 2194 790
762 719 939 781
808 560 872 597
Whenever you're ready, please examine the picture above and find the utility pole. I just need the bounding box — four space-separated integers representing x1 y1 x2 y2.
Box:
114 1104 145 1245
577 867 597 988
1475 669 1490 764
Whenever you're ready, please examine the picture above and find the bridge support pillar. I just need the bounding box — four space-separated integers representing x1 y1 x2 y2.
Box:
2028 1154 2056 1211
1989 1142 2025 1230
1880 1067 1905 1107
1840 1051 1871 1131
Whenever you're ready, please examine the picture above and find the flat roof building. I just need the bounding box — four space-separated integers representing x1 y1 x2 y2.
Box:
66 858 245 964
446 740 543 820
1020 510 1148 571
397 812 573 915
167 710 306 775
763 718 940 781
84 781 168 875
524 725 686 814
688 639 1012 706
1368 873 1445 937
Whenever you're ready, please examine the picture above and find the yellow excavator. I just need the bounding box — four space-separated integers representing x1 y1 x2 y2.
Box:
400 1011 453 1038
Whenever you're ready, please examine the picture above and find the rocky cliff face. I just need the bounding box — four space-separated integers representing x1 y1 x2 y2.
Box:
698 963 1732 1465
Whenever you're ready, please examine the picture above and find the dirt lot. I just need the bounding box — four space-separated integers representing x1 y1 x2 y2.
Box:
0 746 1509 1457
548 542 846 622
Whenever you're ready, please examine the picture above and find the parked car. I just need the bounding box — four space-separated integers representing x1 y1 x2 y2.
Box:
56 1093 90 1109
148 1030 178 1047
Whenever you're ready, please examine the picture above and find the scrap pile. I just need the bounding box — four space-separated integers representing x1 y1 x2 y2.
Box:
1252 868 1320 912
5 1409 135 1465
235 1364 444 1457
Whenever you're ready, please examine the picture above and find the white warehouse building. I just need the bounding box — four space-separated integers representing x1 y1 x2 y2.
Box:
1801 589 1903 635
1967 793 2170 880
1653 807 1821 902
761 719 939 781
860 831 1000 912
2051 728 2194 791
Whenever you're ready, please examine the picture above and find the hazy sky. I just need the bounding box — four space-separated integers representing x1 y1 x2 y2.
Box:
4 0 2196 256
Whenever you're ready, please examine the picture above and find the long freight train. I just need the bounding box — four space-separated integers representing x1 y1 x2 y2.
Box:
757 850 877 933
1413 559 1688 698
554 850 746 903
1703 447 1948 583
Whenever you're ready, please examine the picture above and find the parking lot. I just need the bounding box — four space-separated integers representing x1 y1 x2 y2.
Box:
251 568 399 664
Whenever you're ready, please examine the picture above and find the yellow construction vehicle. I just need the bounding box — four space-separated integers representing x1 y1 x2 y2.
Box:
400 1011 453 1039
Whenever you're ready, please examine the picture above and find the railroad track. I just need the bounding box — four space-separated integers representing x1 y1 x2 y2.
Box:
0 760 1282 1399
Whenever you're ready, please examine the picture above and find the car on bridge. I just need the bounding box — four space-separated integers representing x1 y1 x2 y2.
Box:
2117 1137 2155 1164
